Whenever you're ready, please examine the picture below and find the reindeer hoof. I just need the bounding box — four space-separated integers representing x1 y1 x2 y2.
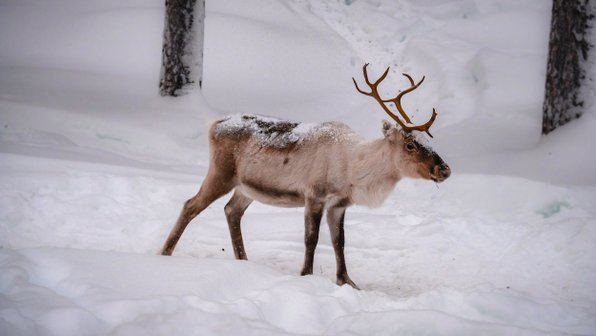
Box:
160 248 173 256
337 276 360 290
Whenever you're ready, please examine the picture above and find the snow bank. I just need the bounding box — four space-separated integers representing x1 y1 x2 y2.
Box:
2 222 595 336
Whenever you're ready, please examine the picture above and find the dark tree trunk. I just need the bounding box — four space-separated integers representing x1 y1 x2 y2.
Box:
159 0 205 97
542 0 594 134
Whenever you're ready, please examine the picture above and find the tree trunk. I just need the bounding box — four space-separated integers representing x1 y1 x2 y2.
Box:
542 0 593 135
159 0 205 97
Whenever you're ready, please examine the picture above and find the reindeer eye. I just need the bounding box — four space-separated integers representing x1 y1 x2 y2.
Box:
405 142 417 152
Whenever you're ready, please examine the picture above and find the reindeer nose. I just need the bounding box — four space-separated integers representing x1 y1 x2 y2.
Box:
440 165 451 179
432 164 451 182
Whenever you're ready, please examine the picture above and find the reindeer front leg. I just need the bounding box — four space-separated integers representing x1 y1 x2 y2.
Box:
300 198 324 276
327 202 359 289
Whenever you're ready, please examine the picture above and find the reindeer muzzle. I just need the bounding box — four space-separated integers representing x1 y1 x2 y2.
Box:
431 164 451 183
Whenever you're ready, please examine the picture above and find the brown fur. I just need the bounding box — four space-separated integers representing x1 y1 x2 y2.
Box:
160 115 450 289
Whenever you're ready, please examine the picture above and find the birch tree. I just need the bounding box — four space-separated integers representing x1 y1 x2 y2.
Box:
542 0 593 134
159 0 205 96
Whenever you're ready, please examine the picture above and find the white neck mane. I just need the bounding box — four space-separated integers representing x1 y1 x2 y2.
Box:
348 139 401 208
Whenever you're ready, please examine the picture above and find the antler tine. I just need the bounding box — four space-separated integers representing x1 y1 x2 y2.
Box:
353 64 412 132
352 64 438 138
397 74 425 107
382 73 425 124
352 64 369 95
368 65 390 87
352 63 390 95
352 77 368 95
408 108 437 138
401 73 422 87
398 73 425 99
384 73 437 137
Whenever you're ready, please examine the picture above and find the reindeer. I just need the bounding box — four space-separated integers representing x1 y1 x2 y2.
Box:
160 64 451 289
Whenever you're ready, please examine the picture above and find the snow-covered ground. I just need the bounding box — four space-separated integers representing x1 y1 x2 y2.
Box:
1 0 595 335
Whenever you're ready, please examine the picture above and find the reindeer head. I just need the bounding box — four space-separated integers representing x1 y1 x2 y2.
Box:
354 63 451 183
380 121 450 182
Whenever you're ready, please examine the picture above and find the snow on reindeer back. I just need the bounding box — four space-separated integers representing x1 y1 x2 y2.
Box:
213 114 346 148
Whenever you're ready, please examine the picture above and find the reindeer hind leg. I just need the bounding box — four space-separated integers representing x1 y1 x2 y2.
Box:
224 190 253 260
160 172 235 256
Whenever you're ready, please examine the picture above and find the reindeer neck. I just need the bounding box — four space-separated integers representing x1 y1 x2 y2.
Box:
348 138 401 208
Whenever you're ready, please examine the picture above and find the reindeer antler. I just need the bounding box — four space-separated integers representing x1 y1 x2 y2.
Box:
352 63 437 137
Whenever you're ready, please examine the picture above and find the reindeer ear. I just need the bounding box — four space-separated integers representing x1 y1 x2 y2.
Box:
381 120 395 138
